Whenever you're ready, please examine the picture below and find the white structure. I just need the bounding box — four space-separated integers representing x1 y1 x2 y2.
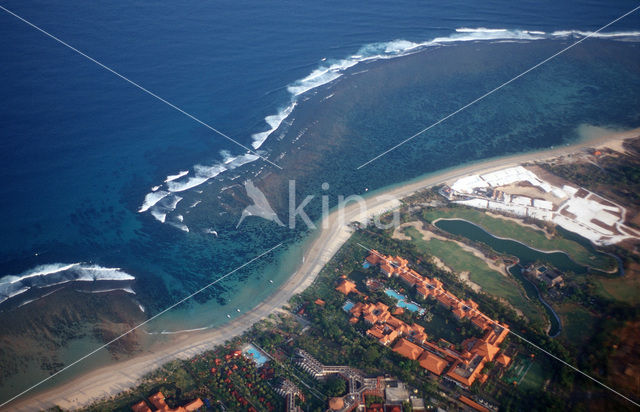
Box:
448 166 639 246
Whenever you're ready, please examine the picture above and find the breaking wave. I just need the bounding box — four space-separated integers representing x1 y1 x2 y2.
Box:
0 263 136 305
140 27 640 229
165 170 189 183
139 190 170 213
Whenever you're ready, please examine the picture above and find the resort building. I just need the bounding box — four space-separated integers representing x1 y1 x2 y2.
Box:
459 395 491 412
392 338 423 360
356 251 511 388
130 392 203 412
336 277 358 295
295 349 411 412
276 379 304 412
418 351 448 375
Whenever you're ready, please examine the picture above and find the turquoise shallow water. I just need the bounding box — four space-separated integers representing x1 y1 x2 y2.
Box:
2 0 640 401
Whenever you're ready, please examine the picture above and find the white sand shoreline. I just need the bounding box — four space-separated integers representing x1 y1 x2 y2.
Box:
7 127 639 411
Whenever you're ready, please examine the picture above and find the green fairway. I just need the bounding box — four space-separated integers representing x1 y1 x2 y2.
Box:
555 303 598 347
421 207 614 271
518 359 549 392
403 226 545 325
592 271 640 305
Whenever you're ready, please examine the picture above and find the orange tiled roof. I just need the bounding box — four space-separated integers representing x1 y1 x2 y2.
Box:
392 338 424 360
452 306 466 319
149 392 168 410
184 398 204 411
459 395 490 412
367 326 385 340
366 252 381 265
380 262 395 275
386 316 405 329
335 279 357 295
446 357 486 387
131 401 152 412
472 339 500 362
496 353 511 366
364 251 512 374
418 351 448 375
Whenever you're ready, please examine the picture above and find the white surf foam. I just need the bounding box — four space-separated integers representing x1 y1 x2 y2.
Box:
162 152 259 194
165 170 189 182
76 287 136 294
551 30 640 39
156 326 210 335
251 102 298 149
204 228 218 236
150 209 167 223
255 27 554 155
149 194 183 223
139 190 170 213
168 221 190 232
0 263 80 285
73 265 135 282
140 27 640 229
0 263 136 306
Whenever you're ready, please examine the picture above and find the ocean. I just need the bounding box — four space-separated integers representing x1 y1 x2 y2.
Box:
1 0 640 400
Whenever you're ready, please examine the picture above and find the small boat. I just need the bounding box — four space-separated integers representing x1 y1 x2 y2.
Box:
226 314 231 318
236 309 241 312
269 279 273 283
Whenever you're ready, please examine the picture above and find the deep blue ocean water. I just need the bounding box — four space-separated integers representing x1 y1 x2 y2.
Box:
1 0 640 398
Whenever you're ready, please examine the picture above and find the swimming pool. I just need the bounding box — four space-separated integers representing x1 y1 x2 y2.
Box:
385 289 424 314
243 344 269 367
342 300 355 312
362 262 371 269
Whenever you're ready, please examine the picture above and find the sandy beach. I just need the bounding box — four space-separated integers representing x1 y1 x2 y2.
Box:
7 126 639 411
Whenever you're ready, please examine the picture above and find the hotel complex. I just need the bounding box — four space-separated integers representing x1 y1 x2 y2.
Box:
337 251 511 388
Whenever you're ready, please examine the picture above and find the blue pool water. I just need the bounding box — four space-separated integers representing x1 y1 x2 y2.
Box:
242 344 269 367
343 300 355 312
2 0 640 402
385 289 424 314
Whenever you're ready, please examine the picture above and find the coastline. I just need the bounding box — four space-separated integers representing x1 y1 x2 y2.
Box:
8 126 639 411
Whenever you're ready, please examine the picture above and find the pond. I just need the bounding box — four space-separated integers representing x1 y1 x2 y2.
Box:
434 219 567 336
434 219 587 273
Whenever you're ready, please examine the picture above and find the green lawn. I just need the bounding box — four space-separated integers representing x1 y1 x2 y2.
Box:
593 273 640 305
555 303 598 347
421 207 614 271
519 359 549 392
403 226 545 325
